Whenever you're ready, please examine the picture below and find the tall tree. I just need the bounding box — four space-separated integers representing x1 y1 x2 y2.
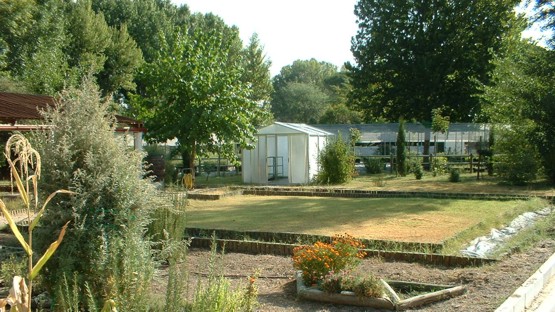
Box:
67 1 143 95
273 58 338 91
271 82 329 123
271 59 338 122
92 0 190 63
396 119 407 176
241 33 274 126
20 0 70 95
132 26 263 174
482 16 555 183
348 0 518 122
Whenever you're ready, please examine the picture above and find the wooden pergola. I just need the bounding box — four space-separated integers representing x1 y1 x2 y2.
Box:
0 92 146 150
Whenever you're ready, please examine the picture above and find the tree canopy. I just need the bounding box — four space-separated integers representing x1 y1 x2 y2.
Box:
482 17 555 183
131 21 267 173
271 59 359 123
348 0 518 122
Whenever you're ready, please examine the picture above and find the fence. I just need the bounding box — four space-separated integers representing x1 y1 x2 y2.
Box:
361 154 490 175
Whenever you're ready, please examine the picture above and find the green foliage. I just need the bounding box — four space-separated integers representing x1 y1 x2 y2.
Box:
346 274 384 298
132 22 263 173
0 0 144 95
271 81 330 123
319 103 362 124
363 157 383 174
241 33 274 126
482 21 555 184
32 78 156 310
493 127 539 185
431 108 450 134
408 155 424 180
189 241 259 312
316 135 355 184
431 154 448 177
321 270 384 298
0 255 26 287
449 168 461 183
147 193 187 243
396 120 407 176
92 0 190 63
271 59 343 123
348 0 516 122
349 128 361 147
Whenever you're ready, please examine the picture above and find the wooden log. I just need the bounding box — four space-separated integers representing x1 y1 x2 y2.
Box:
381 279 400 304
396 285 466 310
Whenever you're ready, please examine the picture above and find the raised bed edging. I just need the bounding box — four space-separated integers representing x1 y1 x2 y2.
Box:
188 237 496 267
240 186 553 202
185 227 443 253
295 271 466 311
184 186 555 202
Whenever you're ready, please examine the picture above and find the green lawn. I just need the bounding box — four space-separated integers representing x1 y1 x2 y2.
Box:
185 195 547 250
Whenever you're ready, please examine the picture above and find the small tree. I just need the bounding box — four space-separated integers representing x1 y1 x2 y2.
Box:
431 108 450 155
316 134 355 184
396 119 407 176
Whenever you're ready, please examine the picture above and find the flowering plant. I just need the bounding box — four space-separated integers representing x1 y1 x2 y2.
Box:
292 234 367 285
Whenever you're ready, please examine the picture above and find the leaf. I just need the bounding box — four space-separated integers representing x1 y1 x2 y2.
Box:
29 190 75 232
31 175 38 210
7 276 29 312
101 299 118 312
30 221 70 280
0 201 32 256
6 158 29 207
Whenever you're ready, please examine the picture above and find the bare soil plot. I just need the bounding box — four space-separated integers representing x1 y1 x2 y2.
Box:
151 239 555 312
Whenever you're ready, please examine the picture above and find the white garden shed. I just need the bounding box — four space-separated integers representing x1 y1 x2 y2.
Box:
242 122 332 185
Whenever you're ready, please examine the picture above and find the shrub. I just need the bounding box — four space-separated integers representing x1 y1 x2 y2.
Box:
147 192 187 243
321 270 384 298
493 127 539 185
32 77 157 310
189 241 259 312
363 157 383 174
316 135 355 184
431 154 448 176
292 234 366 285
321 270 350 294
408 155 424 180
346 274 384 298
449 168 461 182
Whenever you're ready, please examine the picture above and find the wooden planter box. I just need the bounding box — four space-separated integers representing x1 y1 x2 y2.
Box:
296 271 466 310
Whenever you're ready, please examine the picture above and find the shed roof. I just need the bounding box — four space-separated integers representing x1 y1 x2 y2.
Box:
258 122 332 136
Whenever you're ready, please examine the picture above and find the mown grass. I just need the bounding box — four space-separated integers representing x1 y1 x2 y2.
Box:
186 195 549 254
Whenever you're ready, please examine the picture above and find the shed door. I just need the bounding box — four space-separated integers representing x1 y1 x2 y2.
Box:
289 134 308 184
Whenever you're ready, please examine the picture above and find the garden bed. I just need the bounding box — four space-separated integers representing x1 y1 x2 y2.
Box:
152 240 555 312
295 271 466 310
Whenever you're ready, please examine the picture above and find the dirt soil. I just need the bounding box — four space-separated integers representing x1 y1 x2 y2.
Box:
155 239 555 312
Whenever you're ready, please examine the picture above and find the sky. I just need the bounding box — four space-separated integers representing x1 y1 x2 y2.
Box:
171 0 359 76
171 1 550 78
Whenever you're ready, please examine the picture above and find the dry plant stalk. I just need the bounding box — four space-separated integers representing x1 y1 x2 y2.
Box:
0 134 73 312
